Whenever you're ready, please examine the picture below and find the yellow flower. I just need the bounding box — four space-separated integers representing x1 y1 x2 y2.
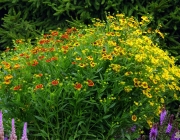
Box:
76 56 82 61
174 93 178 100
141 16 150 22
124 86 132 92
141 82 148 89
146 93 152 98
110 64 121 72
3 79 11 85
87 56 93 61
11 56 19 61
78 63 86 68
132 115 137 122
147 119 153 128
149 101 154 106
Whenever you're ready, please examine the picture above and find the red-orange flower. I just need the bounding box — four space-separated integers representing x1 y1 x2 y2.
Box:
51 31 58 36
13 85 21 90
32 59 39 66
35 84 43 89
46 59 51 63
72 62 76 65
38 55 45 60
87 80 94 87
51 80 59 86
51 56 58 61
49 47 55 52
74 83 82 90
62 46 69 50
39 39 50 45
61 34 69 39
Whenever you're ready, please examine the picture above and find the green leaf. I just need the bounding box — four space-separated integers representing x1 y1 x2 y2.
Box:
35 116 47 123
103 114 112 119
125 133 131 140
101 0 105 5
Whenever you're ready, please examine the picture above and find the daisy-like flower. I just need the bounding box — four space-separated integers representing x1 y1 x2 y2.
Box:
35 84 43 90
13 85 21 91
74 83 82 90
51 80 59 86
87 80 94 87
132 115 137 122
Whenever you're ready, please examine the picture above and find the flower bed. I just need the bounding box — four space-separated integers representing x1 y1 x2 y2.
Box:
0 13 180 139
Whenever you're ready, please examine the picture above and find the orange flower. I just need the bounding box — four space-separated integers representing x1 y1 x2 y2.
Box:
14 64 20 69
132 115 137 122
51 31 58 36
4 74 13 80
72 62 76 65
51 80 59 86
62 46 68 50
51 56 58 61
61 34 69 39
49 47 55 52
32 59 39 66
87 80 94 87
39 39 50 45
74 83 82 90
13 85 21 90
38 55 45 60
35 84 43 89
46 59 51 63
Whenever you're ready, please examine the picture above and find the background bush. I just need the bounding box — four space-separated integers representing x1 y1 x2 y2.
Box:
0 0 180 64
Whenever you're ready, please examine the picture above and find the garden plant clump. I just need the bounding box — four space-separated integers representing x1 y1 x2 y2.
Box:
0 13 180 139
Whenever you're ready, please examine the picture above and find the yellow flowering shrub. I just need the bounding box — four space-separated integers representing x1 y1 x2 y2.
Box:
0 13 180 139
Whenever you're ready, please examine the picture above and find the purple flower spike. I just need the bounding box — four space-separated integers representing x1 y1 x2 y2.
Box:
149 123 158 140
166 123 173 133
0 111 4 140
166 115 174 134
160 107 167 125
9 119 17 140
21 122 28 140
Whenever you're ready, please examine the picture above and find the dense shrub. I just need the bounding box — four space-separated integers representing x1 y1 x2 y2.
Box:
0 13 180 139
